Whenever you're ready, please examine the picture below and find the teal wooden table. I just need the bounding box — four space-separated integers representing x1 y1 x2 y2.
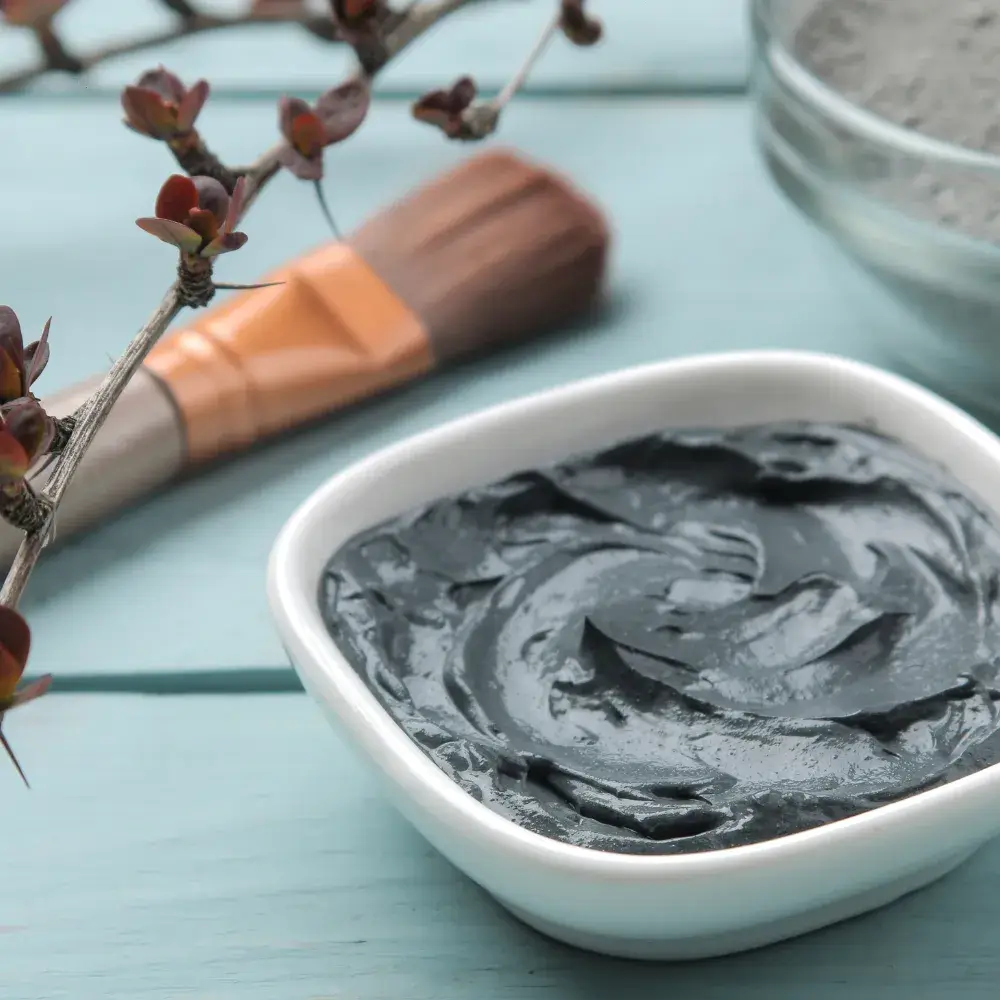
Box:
4 3 995 997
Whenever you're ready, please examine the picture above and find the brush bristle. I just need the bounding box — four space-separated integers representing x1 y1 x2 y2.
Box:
349 149 610 362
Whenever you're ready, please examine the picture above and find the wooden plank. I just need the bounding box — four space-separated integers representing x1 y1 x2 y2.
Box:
0 0 750 95
4 694 999 998
2 95 906 676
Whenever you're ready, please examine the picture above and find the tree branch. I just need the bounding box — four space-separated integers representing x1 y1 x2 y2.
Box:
33 22 83 74
0 0 498 609
380 0 475 56
0 289 182 609
0 10 342 94
238 0 482 218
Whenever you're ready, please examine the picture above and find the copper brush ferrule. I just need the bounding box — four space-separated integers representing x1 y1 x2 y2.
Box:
0 148 610 564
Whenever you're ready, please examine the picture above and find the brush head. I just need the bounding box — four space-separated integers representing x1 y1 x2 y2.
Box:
348 148 610 363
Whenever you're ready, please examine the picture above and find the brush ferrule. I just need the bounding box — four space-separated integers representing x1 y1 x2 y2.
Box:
143 243 434 464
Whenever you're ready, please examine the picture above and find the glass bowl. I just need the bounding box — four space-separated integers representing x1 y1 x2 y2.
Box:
750 0 1000 415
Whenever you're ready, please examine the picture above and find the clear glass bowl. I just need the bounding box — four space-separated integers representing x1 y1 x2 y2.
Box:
750 0 1000 414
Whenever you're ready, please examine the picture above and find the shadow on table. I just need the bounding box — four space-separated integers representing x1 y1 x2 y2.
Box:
296 794 999 1000
290 774 998 1000
465 845 998 998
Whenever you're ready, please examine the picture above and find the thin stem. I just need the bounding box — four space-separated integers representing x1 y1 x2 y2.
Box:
213 281 285 291
379 0 475 56
0 289 182 609
238 0 481 220
312 180 342 239
491 9 561 112
0 11 341 93
0 728 30 788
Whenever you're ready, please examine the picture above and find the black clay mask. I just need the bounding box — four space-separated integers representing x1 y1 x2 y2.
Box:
320 422 1000 855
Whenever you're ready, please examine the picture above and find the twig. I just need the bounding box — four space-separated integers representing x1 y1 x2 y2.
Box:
33 22 82 73
213 281 285 291
0 289 182 609
490 9 561 113
379 0 475 56
238 0 482 219
0 10 341 94
140 125 239 192
429 7 559 141
312 180 342 239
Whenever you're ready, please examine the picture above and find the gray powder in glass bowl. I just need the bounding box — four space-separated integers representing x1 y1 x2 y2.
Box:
793 0 1000 242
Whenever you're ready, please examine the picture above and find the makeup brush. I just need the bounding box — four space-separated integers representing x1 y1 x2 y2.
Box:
0 148 609 564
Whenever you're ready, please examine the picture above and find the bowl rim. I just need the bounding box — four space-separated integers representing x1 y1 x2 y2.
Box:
267 348 1000 878
753 0 1000 176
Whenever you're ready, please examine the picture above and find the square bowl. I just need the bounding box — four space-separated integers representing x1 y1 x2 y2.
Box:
267 350 1000 961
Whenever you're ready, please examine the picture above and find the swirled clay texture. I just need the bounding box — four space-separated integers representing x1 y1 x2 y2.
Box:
320 422 1000 854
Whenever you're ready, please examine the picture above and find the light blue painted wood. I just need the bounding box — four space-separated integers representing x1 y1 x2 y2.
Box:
0 95 899 676
3 81 997 997
4 694 1000 998
0 0 750 95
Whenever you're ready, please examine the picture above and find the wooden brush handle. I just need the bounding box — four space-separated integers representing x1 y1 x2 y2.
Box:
0 243 434 567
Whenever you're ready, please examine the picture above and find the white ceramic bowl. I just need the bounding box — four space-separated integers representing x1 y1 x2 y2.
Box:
267 350 1000 961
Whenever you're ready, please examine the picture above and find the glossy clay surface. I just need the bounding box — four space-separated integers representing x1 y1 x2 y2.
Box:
320 422 1000 854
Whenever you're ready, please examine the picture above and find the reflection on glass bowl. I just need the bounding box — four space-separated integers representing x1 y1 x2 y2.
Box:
750 0 1000 414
